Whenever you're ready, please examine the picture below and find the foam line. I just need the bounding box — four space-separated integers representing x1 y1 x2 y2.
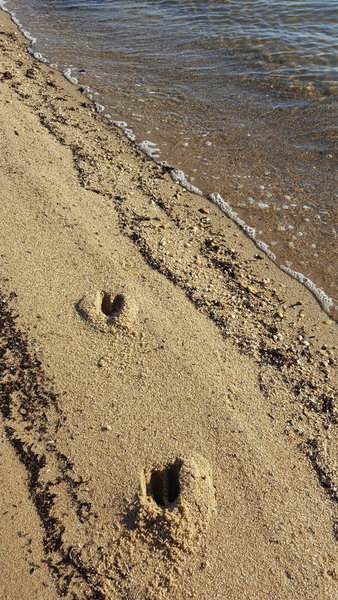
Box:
170 169 203 196
208 193 336 313
137 140 160 159
63 68 78 85
254 240 276 261
30 50 47 63
0 2 36 45
94 102 104 114
0 1 82 90
112 121 136 142
280 266 333 312
208 192 277 259
79 85 92 94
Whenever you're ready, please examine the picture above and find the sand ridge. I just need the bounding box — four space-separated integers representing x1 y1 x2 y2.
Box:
0 10 337 600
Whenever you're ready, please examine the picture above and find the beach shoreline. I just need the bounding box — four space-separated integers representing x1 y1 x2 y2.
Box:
1 1 336 318
0 10 337 599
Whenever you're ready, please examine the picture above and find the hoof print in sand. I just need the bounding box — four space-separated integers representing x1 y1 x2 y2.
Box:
104 455 216 599
138 454 216 552
148 459 182 508
76 289 137 332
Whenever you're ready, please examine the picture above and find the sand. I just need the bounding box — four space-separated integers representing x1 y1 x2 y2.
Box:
0 11 337 600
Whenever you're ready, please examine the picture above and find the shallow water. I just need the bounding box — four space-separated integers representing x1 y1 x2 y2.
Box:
2 0 338 309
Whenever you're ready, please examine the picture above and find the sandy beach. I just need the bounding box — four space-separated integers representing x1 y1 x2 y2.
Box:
0 10 337 599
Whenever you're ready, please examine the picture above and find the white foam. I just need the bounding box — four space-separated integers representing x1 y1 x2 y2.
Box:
80 85 91 94
0 3 37 46
63 68 78 85
94 102 104 114
170 169 203 196
123 129 136 142
113 120 128 129
23 31 36 44
210 193 332 311
113 121 136 142
209 193 276 259
31 51 47 63
137 140 160 159
254 240 276 260
0 2 64 76
280 266 333 313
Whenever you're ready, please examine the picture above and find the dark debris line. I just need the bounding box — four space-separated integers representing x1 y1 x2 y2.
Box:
109 196 338 510
0 296 105 599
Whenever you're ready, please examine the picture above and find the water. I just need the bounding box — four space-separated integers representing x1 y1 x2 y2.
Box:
2 0 337 311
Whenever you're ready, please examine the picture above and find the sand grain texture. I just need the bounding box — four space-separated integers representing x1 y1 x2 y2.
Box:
0 11 337 600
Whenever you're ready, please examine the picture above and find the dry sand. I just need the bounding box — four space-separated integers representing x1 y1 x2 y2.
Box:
0 11 337 600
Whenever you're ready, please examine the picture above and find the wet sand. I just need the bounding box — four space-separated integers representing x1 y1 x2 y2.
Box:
0 11 337 600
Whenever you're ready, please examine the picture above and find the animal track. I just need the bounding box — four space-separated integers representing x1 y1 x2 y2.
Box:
141 455 216 519
148 460 182 508
76 289 136 333
107 454 217 597
101 292 125 317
